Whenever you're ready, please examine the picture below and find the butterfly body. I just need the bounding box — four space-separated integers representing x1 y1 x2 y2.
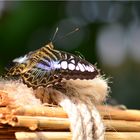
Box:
5 42 99 89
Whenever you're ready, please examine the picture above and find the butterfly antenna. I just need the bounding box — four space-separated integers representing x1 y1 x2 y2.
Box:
54 28 79 43
51 27 59 42
61 28 79 40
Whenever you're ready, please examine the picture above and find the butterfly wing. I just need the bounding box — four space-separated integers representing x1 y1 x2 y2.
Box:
5 43 99 89
50 49 99 80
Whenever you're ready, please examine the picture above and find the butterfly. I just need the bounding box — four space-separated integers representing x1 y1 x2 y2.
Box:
5 42 99 89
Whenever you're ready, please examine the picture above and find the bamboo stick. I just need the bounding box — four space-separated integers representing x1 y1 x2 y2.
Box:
13 106 68 118
2 105 140 138
98 105 140 121
10 116 69 130
15 132 140 140
9 115 140 132
105 132 140 140
104 120 140 132
16 132 71 140
13 105 140 121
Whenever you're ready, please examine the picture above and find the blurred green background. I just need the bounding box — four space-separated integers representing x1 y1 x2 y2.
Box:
0 1 140 109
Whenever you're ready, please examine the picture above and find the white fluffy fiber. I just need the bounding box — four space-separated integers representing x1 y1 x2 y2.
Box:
0 79 42 107
63 76 108 104
50 75 108 140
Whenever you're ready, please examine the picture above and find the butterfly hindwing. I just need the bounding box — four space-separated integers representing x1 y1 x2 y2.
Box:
21 66 59 88
53 50 99 80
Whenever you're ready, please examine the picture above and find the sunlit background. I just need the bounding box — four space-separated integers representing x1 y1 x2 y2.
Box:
0 1 140 109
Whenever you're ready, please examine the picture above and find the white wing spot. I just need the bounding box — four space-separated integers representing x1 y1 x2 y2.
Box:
85 65 92 72
68 63 75 70
89 65 94 72
78 63 85 72
70 55 74 59
85 65 90 72
71 59 75 64
61 61 67 69
76 66 79 70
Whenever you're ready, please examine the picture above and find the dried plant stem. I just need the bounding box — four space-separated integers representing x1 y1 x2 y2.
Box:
14 106 140 121
104 120 140 132
105 132 140 140
98 105 140 121
13 105 140 121
13 106 68 118
15 132 140 140
1 105 140 139
8 115 140 132
10 116 69 130
15 132 72 140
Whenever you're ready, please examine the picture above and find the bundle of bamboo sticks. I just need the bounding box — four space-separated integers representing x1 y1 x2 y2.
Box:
0 89 140 140
0 105 140 140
